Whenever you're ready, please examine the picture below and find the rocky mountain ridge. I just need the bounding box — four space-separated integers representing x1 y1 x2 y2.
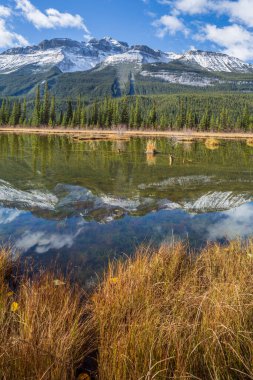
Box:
0 37 252 75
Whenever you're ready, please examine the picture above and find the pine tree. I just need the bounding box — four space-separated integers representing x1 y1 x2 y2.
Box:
186 109 195 129
133 97 142 128
210 114 216 131
9 102 19 126
66 100 73 125
112 101 120 126
91 100 99 126
62 113 67 127
42 82 50 125
129 105 135 129
58 110 63 126
20 98 27 125
76 95 82 126
199 109 210 131
219 107 228 130
49 96 56 126
242 104 250 131
120 97 129 125
81 107 87 128
32 86 41 127
148 103 157 128
0 99 6 125
160 114 167 130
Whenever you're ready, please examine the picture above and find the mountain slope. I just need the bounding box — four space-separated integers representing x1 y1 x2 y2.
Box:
1 37 252 75
1 37 253 98
0 37 129 74
178 50 253 73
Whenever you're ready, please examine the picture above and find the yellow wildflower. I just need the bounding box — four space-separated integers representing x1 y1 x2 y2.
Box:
53 279 66 286
6 291 14 297
11 302 19 312
109 277 119 285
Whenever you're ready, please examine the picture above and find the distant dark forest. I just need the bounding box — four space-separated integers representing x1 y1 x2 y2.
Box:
1 82 253 131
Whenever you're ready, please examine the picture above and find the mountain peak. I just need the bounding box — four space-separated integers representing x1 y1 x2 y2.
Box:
0 36 252 75
186 49 228 57
88 37 128 52
180 49 252 72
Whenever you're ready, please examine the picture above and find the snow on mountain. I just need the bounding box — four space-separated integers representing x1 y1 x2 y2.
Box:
103 45 171 67
0 180 57 210
183 191 251 212
0 37 129 74
178 50 253 73
0 38 252 76
140 70 222 87
103 50 163 66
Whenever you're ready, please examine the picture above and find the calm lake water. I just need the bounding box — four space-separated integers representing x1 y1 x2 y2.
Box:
0 133 253 282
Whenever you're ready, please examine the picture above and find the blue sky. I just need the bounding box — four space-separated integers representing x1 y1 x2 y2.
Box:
0 0 253 61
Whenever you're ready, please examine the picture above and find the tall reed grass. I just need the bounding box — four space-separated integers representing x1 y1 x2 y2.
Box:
0 249 94 380
2 240 253 379
92 241 253 380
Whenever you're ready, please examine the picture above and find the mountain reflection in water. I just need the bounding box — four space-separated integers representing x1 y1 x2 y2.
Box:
0 134 253 282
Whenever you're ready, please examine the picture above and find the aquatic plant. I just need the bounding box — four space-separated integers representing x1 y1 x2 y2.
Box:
246 138 253 147
146 140 157 154
146 153 157 166
205 137 220 150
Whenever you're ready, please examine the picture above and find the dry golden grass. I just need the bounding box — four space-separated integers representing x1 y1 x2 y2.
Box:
91 241 253 380
246 138 253 147
146 140 157 154
0 250 94 380
205 138 220 150
146 153 157 166
3 240 253 379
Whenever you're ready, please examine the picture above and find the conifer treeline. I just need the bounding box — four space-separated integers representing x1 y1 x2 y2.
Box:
0 83 56 127
1 82 253 131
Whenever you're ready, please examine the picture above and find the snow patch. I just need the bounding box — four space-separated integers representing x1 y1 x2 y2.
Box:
0 180 58 210
183 191 251 212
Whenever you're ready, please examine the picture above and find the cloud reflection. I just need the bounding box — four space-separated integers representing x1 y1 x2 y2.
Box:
0 208 24 224
16 228 84 254
206 203 253 241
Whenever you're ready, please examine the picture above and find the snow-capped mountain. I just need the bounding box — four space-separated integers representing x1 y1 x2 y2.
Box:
0 37 129 74
103 45 171 66
0 37 252 75
0 37 172 74
178 50 253 73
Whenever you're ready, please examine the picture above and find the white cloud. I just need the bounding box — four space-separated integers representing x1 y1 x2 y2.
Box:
154 0 253 61
0 6 12 18
159 0 253 23
0 6 28 48
157 0 213 14
197 23 253 60
16 0 90 38
174 0 210 14
217 0 253 28
153 14 188 37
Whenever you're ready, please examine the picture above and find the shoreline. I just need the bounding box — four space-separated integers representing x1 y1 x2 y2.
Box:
0 126 253 140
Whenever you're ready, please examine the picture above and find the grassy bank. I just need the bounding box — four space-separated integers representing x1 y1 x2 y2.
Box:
3 241 253 379
3 127 253 141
